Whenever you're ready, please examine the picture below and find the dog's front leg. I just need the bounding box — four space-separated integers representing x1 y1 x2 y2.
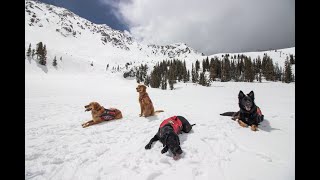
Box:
140 104 143 117
145 135 159 149
237 119 248 127
82 120 94 128
161 146 169 154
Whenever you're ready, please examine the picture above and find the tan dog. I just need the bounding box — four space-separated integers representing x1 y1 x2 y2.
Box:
82 102 122 128
136 85 164 117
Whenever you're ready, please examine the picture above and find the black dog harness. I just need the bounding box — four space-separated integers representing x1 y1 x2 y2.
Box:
240 106 264 124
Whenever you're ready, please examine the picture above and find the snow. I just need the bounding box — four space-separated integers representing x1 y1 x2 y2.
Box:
26 69 295 180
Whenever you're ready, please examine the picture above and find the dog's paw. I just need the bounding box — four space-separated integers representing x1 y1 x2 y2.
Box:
145 144 151 149
161 148 168 154
82 122 89 128
139 114 143 117
238 120 248 127
251 125 258 131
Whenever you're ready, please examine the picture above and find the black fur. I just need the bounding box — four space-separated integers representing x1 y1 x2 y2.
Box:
145 116 194 157
220 90 264 126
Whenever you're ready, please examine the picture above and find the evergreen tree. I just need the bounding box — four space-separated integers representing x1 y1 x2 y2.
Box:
221 57 231 82
205 57 209 72
199 72 207 86
52 56 57 67
36 42 43 60
27 43 31 57
195 60 200 72
191 64 196 83
136 70 140 83
161 74 167 90
243 57 254 82
144 75 150 87
289 54 295 64
284 58 293 83
150 66 161 88
37 43 47 65
32 49 35 58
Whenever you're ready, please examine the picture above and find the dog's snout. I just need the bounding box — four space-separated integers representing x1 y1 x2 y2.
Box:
84 105 89 108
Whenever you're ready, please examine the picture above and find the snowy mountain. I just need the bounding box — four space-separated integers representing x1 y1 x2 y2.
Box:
25 0 294 75
25 0 203 73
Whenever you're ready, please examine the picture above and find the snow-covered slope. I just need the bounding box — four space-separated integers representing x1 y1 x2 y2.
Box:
25 73 295 180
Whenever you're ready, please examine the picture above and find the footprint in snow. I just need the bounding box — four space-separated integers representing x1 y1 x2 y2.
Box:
146 172 162 180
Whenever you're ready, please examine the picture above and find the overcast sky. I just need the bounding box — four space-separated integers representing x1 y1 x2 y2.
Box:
40 0 295 55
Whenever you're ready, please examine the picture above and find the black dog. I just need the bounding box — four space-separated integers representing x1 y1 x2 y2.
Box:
145 116 195 160
220 90 264 131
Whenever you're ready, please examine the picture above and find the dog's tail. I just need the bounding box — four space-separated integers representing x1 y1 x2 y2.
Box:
191 124 196 126
220 112 237 116
154 110 164 115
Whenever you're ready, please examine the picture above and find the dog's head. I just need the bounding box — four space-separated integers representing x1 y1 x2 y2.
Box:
165 132 183 159
136 84 147 93
238 90 255 112
84 102 101 112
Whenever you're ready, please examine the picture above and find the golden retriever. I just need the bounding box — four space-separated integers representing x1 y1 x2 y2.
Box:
136 85 163 117
82 102 122 128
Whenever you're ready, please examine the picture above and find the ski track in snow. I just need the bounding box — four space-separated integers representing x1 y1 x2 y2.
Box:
25 73 294 180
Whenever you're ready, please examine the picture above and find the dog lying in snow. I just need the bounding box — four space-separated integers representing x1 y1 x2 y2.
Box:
82 102 122 128
145 116 195 160
220 90 264 131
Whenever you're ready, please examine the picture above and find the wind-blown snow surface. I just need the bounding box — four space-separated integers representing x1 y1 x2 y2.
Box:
26 69 294 179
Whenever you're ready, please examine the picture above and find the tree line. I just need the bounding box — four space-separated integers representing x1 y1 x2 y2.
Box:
26 42 62 67
123 53 295 90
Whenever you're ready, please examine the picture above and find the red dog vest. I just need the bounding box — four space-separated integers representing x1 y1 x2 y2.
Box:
160 116 183 134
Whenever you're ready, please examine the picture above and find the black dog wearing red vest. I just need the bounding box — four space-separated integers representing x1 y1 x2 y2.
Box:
145 116 195 160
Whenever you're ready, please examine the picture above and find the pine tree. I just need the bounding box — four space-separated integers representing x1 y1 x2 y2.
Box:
205 57 209 72
191 64 196 83
243 57 254 82
289 54 295 64
36 42 43 60
202 58 209 72
144 75 150 87
199 72 207 86
161 75 167 90
187 70 190 82
136 70 140 83
284 58 293 83
37 43 47 65
195 60 200 72
221 57 231 82
52 56 57 67
27 43 31 57
259 71 262 82
150 66 161 88
32 49 35 58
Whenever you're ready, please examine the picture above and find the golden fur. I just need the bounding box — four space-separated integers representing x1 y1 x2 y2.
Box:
82 102 122 128
136 85 163 117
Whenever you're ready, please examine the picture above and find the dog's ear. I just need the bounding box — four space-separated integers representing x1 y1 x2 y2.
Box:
142 85 147 92
238 90 245 99
247 91 254 100
93 102 100 110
